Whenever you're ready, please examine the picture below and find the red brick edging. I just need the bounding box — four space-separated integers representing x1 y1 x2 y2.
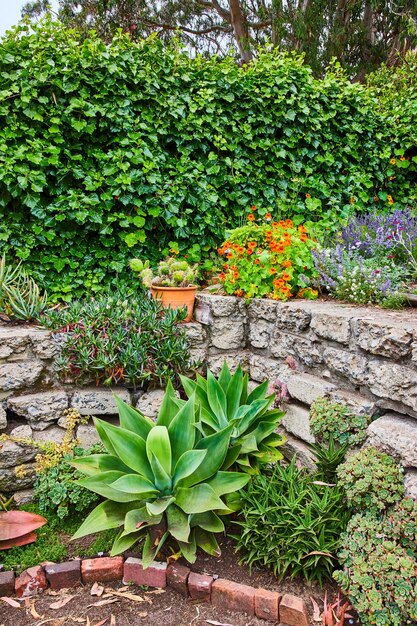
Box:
0 556 310 626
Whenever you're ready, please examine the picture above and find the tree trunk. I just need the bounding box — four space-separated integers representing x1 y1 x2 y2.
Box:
229 0 253 62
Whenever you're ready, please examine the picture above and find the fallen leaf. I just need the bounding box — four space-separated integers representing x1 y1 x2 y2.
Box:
92 620 108 626
49 595 75 610
138 613 148 619
301 551 334 559
69 619 87 624
310 597 321 621
91 582 104 597
36 620 65 626
104 589 144 602
110 616 116 626
87 598 119 608
163 606 172 611
205 621 234 626
0 597 20 608
30 601 43 619
146 589 165 595
116 586 129 592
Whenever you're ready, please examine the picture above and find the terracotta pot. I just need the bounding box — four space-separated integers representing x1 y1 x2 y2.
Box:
151 285 197 322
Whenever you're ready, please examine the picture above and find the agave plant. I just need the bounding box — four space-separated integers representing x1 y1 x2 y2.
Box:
180 362 285 473
71 386 250 566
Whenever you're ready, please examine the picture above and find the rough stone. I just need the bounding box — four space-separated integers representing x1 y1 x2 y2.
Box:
29 331 58 359
0 405 7 430
280 430 317 471
0 571 15 596
366 413 417 467
271 331 323 367
0 327 31 360
404 470 417 500
71 388 130 415
183 322 207 346
207 351 249 376
187 572 213 601
13 489 34 505
323 347 368 385
7 391 68 422
0 361 44 392
10 424 32 438
281 403 315 444
196 294 240 317
135 389 166 419
249 354 290 383
81 557 124 583
286 373 336 405
248 320 273 349
123 558 167 588
275 303 312 331
0 438 37 469
76 422 101 448
328 389 377 416
45 560 81 590
254 588 281 621
310 310 351 344
279 594 309 626
210 317 245 350
15 566 47 598
166 564 190 597
248 298 279 323
211 579 255 615
0 463 36 491
367 362 417 413
32 426 67 445
355 318 414 359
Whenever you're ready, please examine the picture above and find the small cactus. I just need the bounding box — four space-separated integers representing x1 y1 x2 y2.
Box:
130 256 198 288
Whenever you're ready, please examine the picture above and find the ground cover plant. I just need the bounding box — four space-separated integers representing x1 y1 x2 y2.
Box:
1 21 417 298
41 285 194 388
310 397 372 447
217 211 318 300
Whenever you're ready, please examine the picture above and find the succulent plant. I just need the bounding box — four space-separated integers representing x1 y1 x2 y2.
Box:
0 255 47 321
130 257 198 288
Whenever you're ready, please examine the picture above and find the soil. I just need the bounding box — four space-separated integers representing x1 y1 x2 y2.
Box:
0 536 361 626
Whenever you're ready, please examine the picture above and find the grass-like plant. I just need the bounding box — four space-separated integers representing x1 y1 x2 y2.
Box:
71 388 250 565
180 362 285 473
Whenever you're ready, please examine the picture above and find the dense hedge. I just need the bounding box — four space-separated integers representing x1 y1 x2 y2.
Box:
0 21 416 298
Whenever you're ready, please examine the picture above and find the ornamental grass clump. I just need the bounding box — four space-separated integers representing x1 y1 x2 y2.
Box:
336 447 404 512
310 397 371 447
217 208 318 301
130 257 198 288
71 388 250 565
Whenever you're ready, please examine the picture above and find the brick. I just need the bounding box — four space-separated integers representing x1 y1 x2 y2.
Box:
167 564 190 597
0 571 15 596
188 572 213 602
123 558 167 588
211 579 255 616
45 560 81 590
15 566 47 598
279 593 309 626
81 557 123 584
255 588 282 621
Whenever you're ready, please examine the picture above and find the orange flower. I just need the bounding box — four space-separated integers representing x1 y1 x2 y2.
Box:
282 260 292 268
234 289 244 297
219 272 226 281
254 259 260 265
218 248 224 255
226 252 233 259
400 156 406 161
279 220 286 228
233 271 239 279
273 278 285 288
299 234 307 242
390 158 396 165
275 245 285 254
247 214 255 222
265 213 272 221
269 267 277 275
251 205 257 211
374 196 379 202
286 219 293 228
298 225 306 233
305 193 311 198
223 263 229 270
246 248 253 255
282 272 291 281
349 197 355 204
266 230 272 237
248 241 257 248
230 265 238 271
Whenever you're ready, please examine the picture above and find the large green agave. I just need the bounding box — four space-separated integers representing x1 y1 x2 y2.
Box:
71 383 250 565
180 362 285 473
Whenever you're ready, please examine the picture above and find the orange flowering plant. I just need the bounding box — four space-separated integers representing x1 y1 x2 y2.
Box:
217 212 318 301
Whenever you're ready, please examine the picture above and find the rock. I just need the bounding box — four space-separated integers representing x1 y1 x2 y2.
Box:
0 571 15 596
13 488 34 505
28 330 58 359
354 318 414 359
32 425 66 445
286 373 336 405
248 320 274 349
0 361 44 391
271 332 323 366
210 317 245 350
207 352 249 376
255 588 281 622
323 347 368 385
183 322 207 346
328 389 377 416
76 422 101 448
280 430 317 471
0 438 36 469
7 391 68 422
248 298 280 323
71 388 131 415
196 294 241 317
404 470 417 500
366 413 417 467
136 389 166 419
0 463 36 491
310 310 351 344
166 564 190 597
281 403 314 444
275 302 312 331
189 347 207 364
15 566 48 598
10 424 32 438
249 354 289 383
0 327 31 360
0 406 7 430
367 362 417 413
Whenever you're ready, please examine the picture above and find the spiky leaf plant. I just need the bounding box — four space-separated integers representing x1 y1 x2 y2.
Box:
180 362 285 473
71 384 250 566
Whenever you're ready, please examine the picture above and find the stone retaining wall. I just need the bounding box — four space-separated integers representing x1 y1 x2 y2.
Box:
0 295 416 500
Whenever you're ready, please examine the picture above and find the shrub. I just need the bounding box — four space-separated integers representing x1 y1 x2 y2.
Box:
310 397 371 447
41 285 194 388
337 447 404 512
180 362 285 473
334 502 417 626
234 459 350 583
218 214 318 300
1 21 416 298
72 391 250 564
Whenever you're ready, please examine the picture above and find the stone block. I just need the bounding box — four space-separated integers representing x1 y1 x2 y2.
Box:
29 330 58 359
310 310 351 344
136 389 166 419
287 373 336 405
210 317 246 350
275 303 312 331
354 318 414 359
323 347 368 385
0 361 44 392
81 557 124 583
328 389 377 416
71 388 130 415
15 566 47 598
271 331 323 367
207 352 249 376
211 579 255 615
248 298 280 322
281 403 314 444
32 426 67 445
248 320 274 349
0 571 15 596
13 489 34 505
404 470 417 500
0 406 7 430
187 572 213 601
367 362 417 413
0 463 36 491
166 564 190 597
280 430 317 471
0 438 37 469
123 558 167 588
196 294 241 317
183 322 207 346
366 413 417 467
279 594 309 626
76 422 101 448
0 327 31 359
249 354 289 383
254 588 281 621
45 560 81 590
7 391 68 422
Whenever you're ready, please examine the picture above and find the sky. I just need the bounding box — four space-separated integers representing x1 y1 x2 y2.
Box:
0 0 59 36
